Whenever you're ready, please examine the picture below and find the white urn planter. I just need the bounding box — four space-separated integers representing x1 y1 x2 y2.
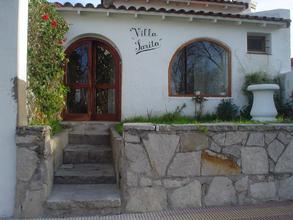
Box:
247 84 280 122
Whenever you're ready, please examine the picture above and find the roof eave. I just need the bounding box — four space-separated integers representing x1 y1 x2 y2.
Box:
55 6 290 28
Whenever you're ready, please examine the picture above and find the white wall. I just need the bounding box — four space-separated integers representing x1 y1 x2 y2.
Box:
61 11 291 119
0 0 28 217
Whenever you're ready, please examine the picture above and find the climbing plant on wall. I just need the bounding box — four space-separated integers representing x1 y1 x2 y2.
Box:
28 0 69 127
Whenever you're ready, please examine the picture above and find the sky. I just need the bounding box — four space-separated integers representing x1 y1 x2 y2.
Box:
50 0 293 56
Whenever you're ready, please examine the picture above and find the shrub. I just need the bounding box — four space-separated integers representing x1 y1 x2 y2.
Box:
216 99 238 121
279 91 293 120
28 0 69 129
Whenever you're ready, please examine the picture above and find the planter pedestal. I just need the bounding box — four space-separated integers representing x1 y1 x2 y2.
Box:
247 84 280 122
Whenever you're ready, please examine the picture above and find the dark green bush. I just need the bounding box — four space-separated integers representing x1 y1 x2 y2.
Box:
216 99 239 121
28 0 69 131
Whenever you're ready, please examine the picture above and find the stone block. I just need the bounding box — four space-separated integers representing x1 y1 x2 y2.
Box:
180 133 209 152
124 123 156 131
267 140 285 162
162 178 190 188
124 133 140 143
225 132 248 146
205 177 236 206
126 171 138 187
277 132 292 146
169 180 202 208
21 189 44 218
241 147 268 174
238 191 250 205
126 187 167 212
275 139 293 173
265 133 277 145
140 177 152 187
17 148 39 182
167 152 201 177
201 150 240 176
209 142 221 153
279 176 293 200
143 134 179 176
212 133 225 146
125 143 151 174
250 182 276 201
153 180 162 186
246 133 265 146
222 146 241 158
235 176 248 193
269 159 275 173
16 135 38 145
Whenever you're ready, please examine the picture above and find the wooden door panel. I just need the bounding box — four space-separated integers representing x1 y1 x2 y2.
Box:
92 42 120 121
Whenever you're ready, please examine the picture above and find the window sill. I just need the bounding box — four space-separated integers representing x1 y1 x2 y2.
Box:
247 51 271 55
169 95 232 98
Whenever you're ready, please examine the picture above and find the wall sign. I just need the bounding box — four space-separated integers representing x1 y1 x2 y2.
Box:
130 27 162 55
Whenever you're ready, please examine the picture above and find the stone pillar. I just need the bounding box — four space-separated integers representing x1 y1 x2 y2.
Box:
0 0 28 217
14 126 53 218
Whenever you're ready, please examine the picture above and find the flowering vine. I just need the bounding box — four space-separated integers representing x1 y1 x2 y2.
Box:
28 0 69 127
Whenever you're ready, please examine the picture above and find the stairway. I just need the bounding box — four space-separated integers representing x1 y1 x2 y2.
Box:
45 122 121 218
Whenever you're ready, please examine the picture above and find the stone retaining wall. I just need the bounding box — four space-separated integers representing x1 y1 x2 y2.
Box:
118 123 293 212
110 127 124 187
14 126 68 218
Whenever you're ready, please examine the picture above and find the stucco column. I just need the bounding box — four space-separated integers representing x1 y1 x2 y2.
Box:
17 0 28 127
0 0 28 217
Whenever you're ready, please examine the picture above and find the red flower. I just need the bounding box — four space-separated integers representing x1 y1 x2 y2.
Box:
58 39 65 45
51 20 58 28
41 14 49 21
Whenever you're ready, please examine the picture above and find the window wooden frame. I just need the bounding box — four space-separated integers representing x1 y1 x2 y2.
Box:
168 38 232 98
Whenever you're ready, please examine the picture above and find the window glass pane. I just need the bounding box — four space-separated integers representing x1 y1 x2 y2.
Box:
171 49 186 95
67 88 88 113
248 36 266 52
67 44 89 84
171 41 228 96
96 46 115 84
96 89 115 114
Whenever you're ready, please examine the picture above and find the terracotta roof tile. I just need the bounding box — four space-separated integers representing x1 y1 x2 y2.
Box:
54 2 291 27
168 0 249 8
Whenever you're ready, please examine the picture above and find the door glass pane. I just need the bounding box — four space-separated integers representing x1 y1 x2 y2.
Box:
96 45 115 84
67 88 88 113
67 44 89 84
96 89 115 114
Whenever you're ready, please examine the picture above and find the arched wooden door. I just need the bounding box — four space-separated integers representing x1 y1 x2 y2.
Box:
63 38 121 121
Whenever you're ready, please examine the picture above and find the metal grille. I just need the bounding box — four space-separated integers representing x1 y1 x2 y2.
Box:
8 202 293 220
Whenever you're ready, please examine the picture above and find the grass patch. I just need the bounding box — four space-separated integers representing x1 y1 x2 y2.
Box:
115 114 293 135
49 120 63 135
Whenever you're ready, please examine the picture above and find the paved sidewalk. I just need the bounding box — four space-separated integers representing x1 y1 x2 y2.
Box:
9 202 293 220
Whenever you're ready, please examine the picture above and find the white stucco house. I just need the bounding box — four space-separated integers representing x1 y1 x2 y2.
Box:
55 0 291 121
0 0 293 218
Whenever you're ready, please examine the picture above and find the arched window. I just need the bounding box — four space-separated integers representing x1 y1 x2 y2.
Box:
169 39 231 97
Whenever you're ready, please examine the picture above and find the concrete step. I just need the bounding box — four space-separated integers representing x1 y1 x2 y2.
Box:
44 184 121 218
63 144 113 164
54 164 116 184
62 121 116 134
69 133 110 145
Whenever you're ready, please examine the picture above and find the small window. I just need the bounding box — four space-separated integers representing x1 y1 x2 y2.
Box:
169 39 231 97
247 33 271 54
